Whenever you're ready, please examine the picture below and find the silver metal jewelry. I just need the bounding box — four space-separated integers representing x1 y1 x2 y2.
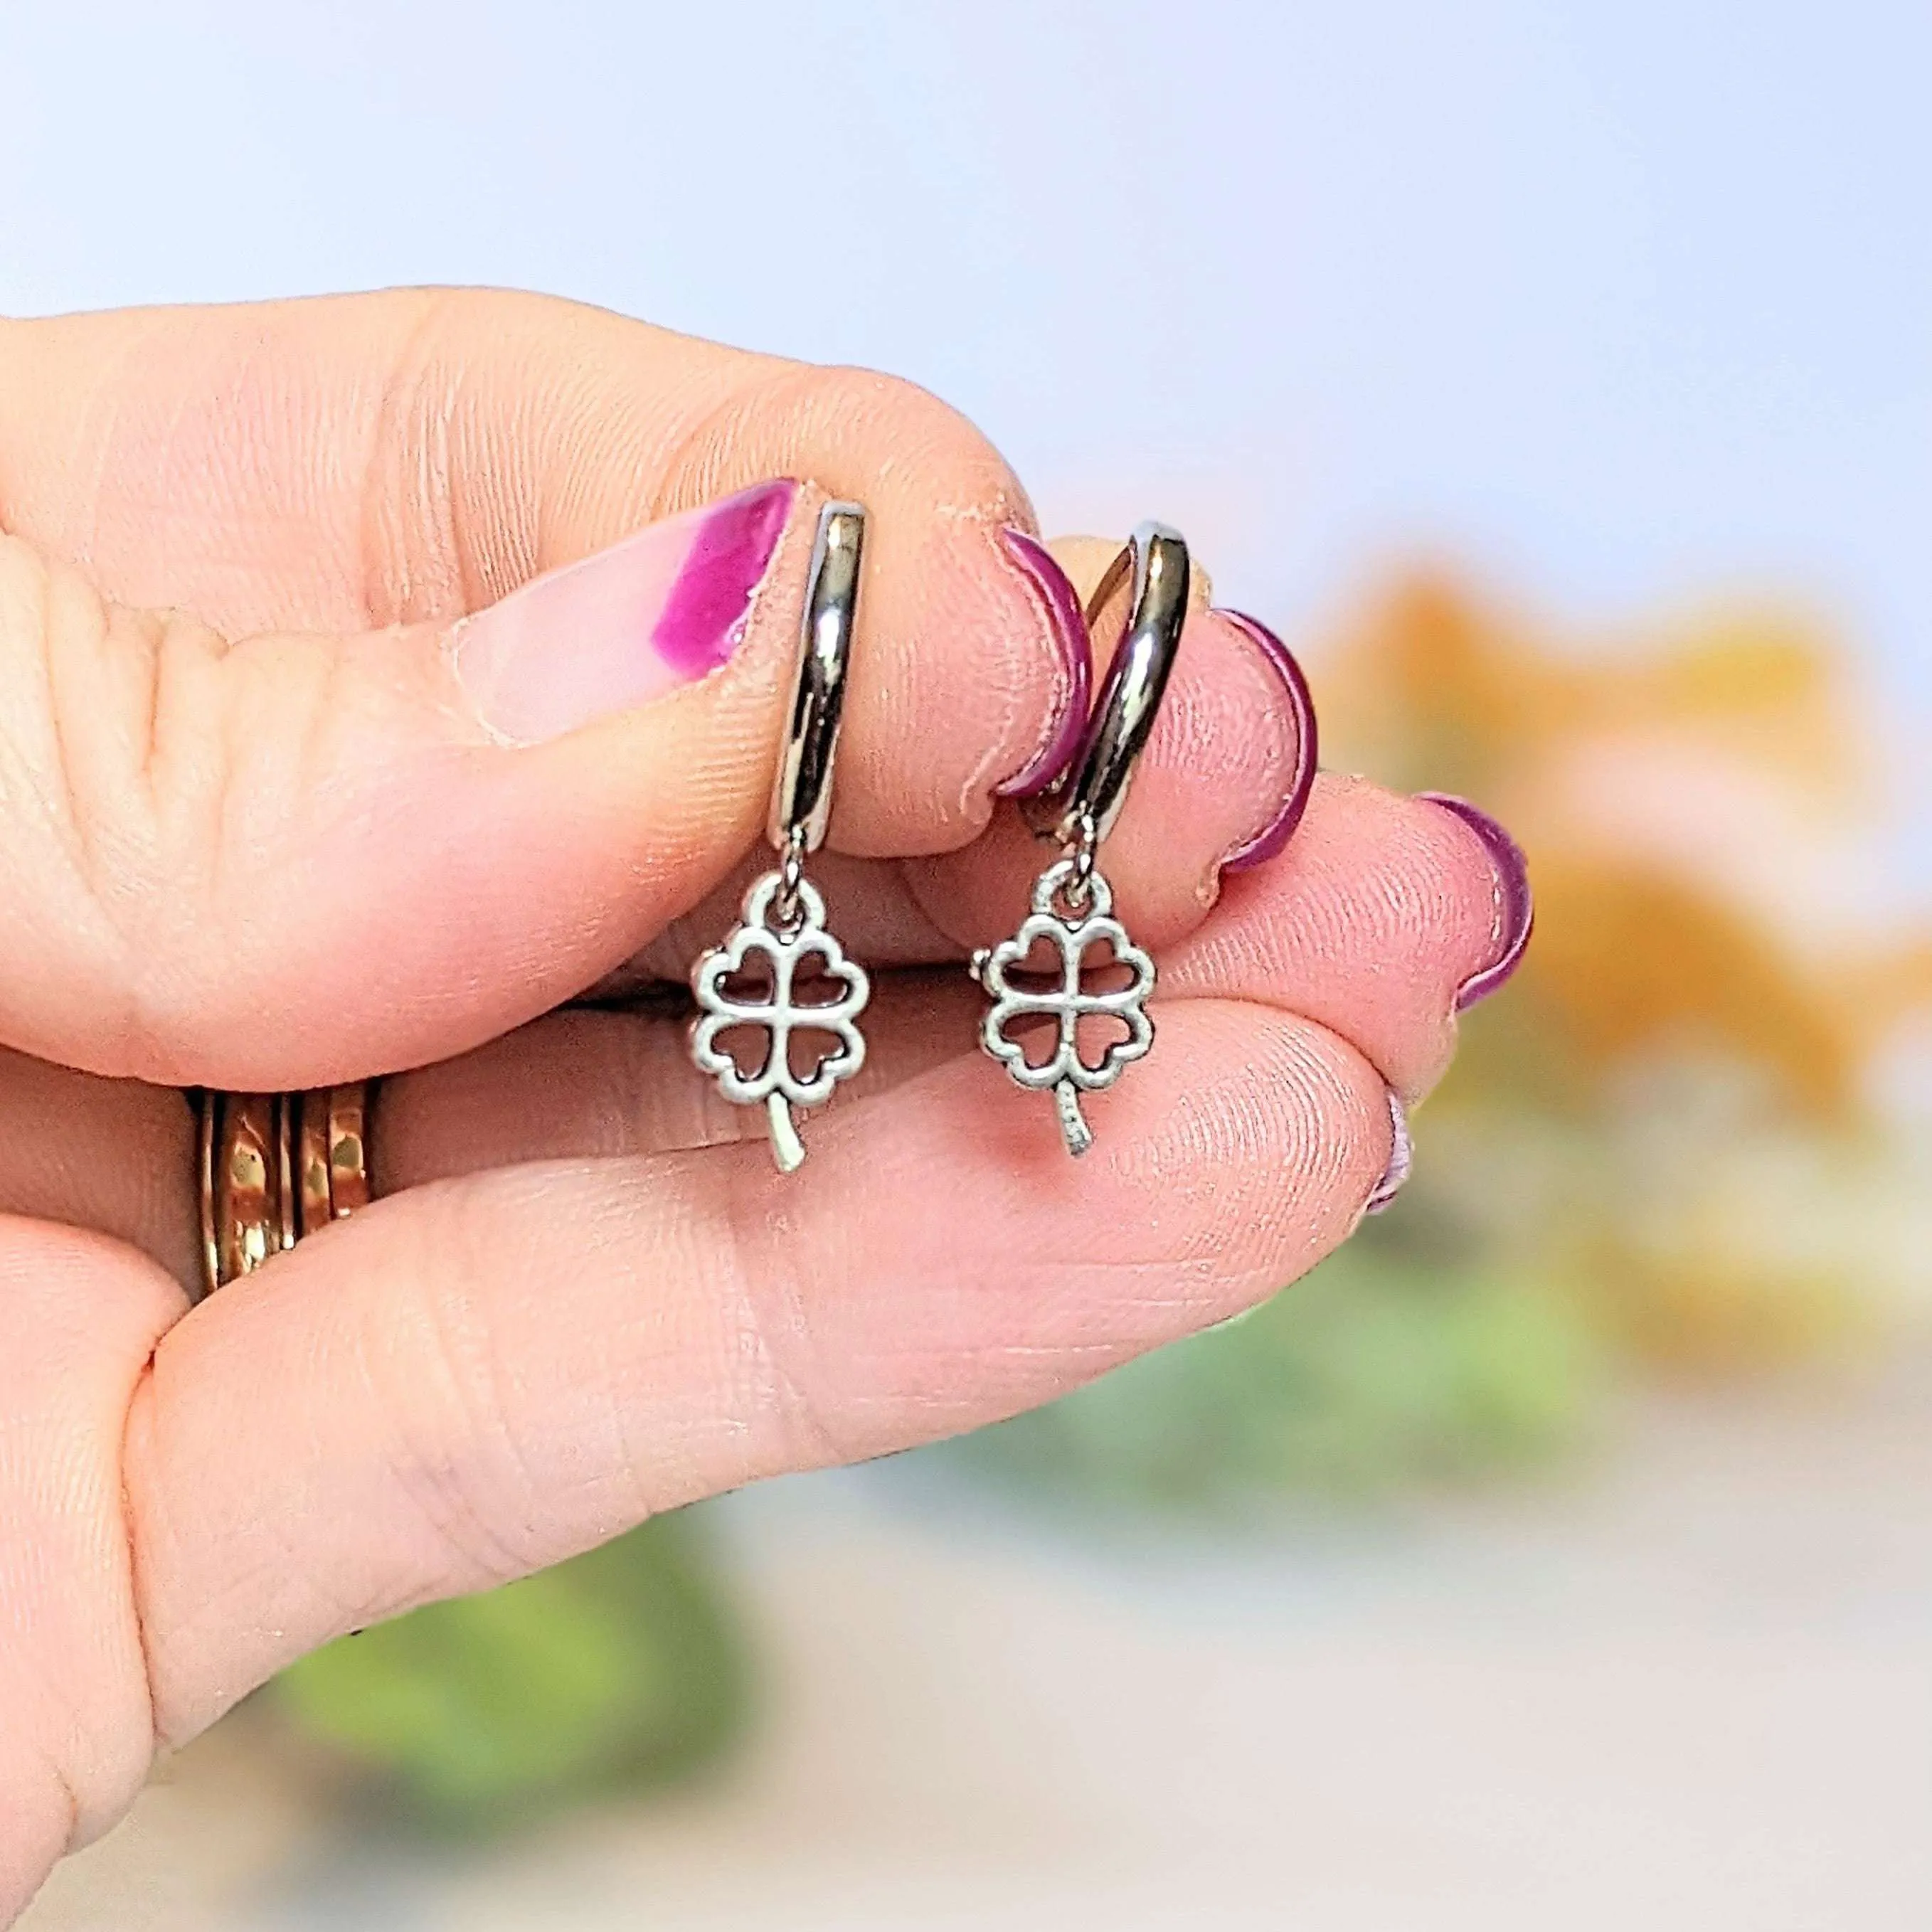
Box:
971 521 1189 1155
691 501 871 1172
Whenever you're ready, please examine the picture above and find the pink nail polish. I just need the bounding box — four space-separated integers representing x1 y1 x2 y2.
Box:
1418 793 1534 1009
994 529 1093 797
1216 610 1319 873
453 479 797 744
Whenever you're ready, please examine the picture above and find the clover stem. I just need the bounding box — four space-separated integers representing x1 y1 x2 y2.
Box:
766 1093 807 1173
1053 1080 1094 1158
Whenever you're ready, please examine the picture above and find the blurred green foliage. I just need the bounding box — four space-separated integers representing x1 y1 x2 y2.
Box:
272 1509 746 1832
963 1199 1602 1508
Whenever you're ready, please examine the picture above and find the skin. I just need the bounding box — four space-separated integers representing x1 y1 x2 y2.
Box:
0 290 1508 1917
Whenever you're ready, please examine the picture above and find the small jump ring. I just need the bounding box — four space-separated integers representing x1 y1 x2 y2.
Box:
1026 521 1189 853
775 822 810 931
1066 813 1099 903
766 501 866 858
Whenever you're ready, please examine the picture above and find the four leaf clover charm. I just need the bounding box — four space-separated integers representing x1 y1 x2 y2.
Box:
691 874 871 1173
972 859 1155 1157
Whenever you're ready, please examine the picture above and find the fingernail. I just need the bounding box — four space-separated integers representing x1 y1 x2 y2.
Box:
993 529 1093 798
1418 793 1535 1009
452 479 797 744
1215 611 1319 872
1364 1089 1411 1215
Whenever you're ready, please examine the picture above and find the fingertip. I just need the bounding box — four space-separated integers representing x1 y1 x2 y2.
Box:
1159 774 1525 1103
991 527 1093 800
1213 610 1320 874
1415 792 1535 1009
1091 604 1318 942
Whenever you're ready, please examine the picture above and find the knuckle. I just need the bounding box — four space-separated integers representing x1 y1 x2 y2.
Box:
0 529 355 1078
361 1185 567 1597
721 1174 866 1474
0 530 215 886
0 540 169 1017
353 1169 837 1598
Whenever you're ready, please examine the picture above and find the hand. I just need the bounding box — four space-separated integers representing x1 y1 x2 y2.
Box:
0 291 1524 1914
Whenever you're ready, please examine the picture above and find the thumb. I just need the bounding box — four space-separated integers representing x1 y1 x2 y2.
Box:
0 472 1069 1088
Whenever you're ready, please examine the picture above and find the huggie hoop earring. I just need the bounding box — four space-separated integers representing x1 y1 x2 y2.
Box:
689 501 873 1172
972 522 1189 1155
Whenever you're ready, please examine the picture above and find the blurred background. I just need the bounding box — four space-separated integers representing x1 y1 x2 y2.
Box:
6 2 1929 1926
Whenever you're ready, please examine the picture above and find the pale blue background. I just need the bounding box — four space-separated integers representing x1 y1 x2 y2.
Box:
4 0 1926 864
7 13 1932 1924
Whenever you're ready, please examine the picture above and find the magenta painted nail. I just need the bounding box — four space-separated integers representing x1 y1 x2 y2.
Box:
1418 792 1534 1009
452 479 797 744
1215 610 1319 872
1364 1089 1412 1215
994 528 1093 797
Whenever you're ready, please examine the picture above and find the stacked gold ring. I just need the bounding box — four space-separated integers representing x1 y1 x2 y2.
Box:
196 1085 373 1300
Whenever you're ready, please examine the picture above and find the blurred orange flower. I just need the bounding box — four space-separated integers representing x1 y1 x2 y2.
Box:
1318 572 1931 1366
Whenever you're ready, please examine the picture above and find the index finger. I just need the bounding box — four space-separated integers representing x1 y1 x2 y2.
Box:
0 288 1088 856
0 294 1098 1084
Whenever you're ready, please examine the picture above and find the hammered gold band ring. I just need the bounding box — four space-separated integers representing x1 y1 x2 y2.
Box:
195 1085 373 1301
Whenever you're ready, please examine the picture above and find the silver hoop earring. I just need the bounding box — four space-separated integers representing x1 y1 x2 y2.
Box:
690 501 872 1172
972 522 1188 1156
